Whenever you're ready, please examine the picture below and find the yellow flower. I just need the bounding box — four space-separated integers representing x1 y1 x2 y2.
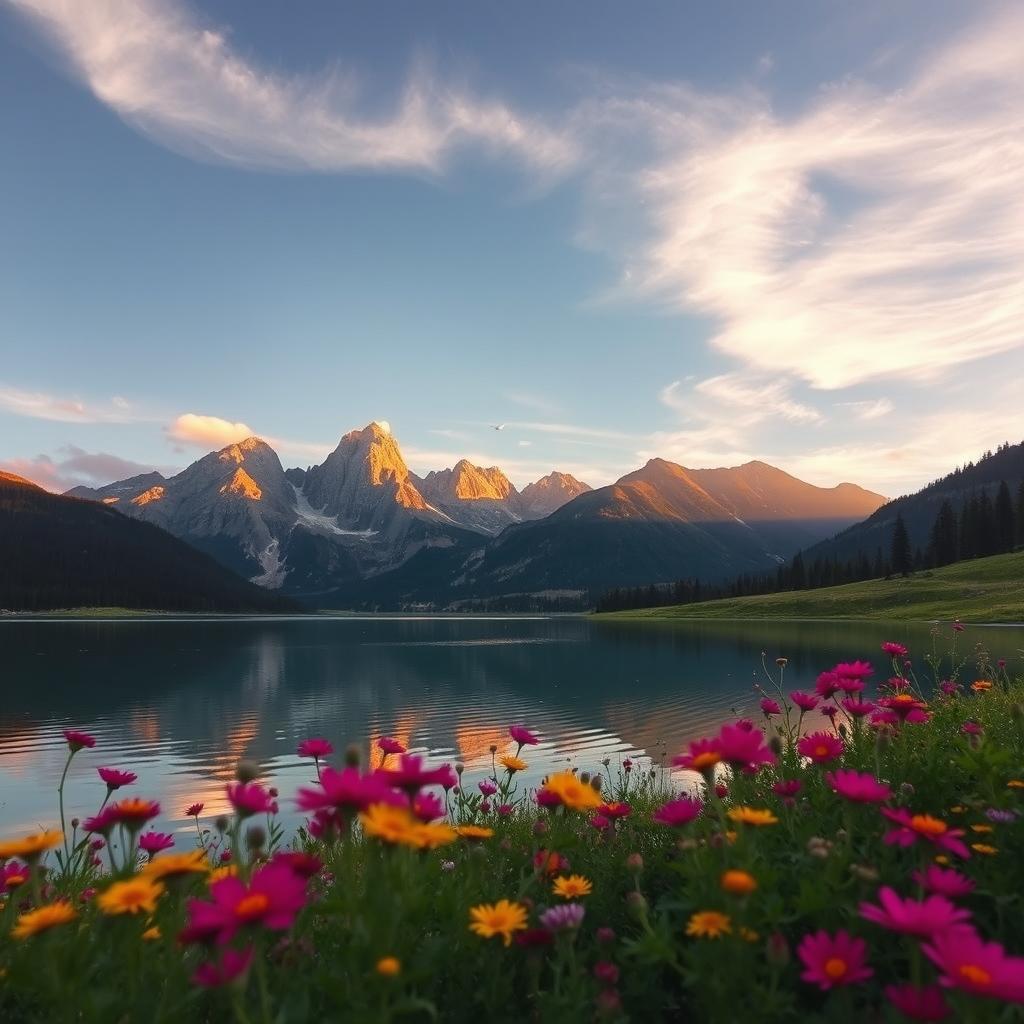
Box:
500 755 528 773
739 927 760 943
720 870 757 895
1007 780 1024 790
142 926 161 941
12 902 76 939
949 805 967 814
414 822 458 850
0 830 63 861
98 877 165 916
455 825 494 841
539 772 603 811
686 911 731 939
553 874 593 899
376 956 401 976
727 807 778 827
468 899 528 946
970 824 994 834
140 850 209 881
209 865 238 883
934 855 950 865
971 679 993 692
971 843 998 855
360 805 456 850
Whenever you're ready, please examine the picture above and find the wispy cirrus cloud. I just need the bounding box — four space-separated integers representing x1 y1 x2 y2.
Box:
835 398 894 421
5 0 577 176
0 384 144 423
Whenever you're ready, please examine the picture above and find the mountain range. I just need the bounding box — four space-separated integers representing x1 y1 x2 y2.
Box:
63 422 885 609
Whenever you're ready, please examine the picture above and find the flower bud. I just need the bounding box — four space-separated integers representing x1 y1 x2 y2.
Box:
850 863 879 883
591 775 603 792
625 891 647 919
246 825 266 852
626 853 644 875
533 819 549 836
834 828 848 843
580 771 591 785
678 837 699 852
344 744 360 768
899 782 915 798
596 926 616 944
268 787 279 798
455 763 465 775
70 818 80 829
489 744 498 754
236 760 259 784
765 931 790 967
809 844 829 860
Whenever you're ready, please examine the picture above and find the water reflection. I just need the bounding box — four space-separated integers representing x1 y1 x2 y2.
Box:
0 616 1019 840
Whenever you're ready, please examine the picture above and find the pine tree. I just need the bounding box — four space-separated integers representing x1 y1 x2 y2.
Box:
891 512 912 576
1017 480 1024 547
995 480 1016 553
977 490 997 557
928 499 958 567
790 551 806 590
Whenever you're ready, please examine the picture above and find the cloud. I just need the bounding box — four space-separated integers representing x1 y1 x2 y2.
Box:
0 445 167 493
502 391 561 415
0 383 143 423
167 413 257 450
692 374 823 425
835 398 894 421
6 0 576 176
593 8 1024 389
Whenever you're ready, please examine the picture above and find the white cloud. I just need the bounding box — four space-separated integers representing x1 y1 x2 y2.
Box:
6 0 577 176
692 374 823 425
836 398 894 421
0 384 143 423
167 413 257 449
594 9 1024 389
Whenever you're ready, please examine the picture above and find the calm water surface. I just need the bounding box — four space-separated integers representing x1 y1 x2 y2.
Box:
1 616 1021 843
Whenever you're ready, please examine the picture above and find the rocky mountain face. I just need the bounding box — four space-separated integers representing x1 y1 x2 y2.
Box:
66 424 885 608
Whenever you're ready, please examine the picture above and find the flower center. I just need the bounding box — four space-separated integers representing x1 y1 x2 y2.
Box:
691 752 720 770
824 957 848 980
911 815 947 836
959 964 991 986
814 745 830 758
235 893 270 919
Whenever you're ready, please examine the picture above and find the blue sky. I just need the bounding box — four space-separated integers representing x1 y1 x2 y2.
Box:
2 0 1023 496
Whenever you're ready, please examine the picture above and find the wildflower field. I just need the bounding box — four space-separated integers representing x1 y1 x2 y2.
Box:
2 626 1023 1023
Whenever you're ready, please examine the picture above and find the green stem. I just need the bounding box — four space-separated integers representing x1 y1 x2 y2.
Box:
57 749 75 860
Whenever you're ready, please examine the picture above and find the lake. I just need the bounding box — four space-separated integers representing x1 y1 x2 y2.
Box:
1 615 1020 843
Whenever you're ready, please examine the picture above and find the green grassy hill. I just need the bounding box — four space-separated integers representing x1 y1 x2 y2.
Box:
600 550 1024 623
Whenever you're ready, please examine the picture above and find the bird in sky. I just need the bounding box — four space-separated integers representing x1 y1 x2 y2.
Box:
491 423 505 431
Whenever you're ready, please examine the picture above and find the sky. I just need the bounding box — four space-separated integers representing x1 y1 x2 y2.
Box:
2 0 1023 497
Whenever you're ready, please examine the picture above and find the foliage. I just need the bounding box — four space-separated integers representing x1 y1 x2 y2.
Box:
2 629 1024 1022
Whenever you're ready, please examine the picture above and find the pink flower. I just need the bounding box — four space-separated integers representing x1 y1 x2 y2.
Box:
772 778 803 800
509 725 539 747
412 792 445 822
297 738 333 760
270 851 323 878
716 723 775 772
97 767 137 791
882 642 909 657
1 861 30 891
922 926 1024 1002
884 983 951 1021
185 803 204 818
834 660 874 681
939 681 961 696
952 620 965 633
815 672 841 698
82 807 119 835
138 832 175 856
836 677 865 695
884 676 912 692
860 886 971 937
378 754 457 795
226 782 275 818
912 865 976 899
797 731 845 764
960 720 983 737
789 691 819 712
760 697 782 717
798 930 873 990
841 697 875 718
881 809 970 859
63 729 96 751
296 766 403 814
536 788 561 809
652 796 703 827
878 695 930 723
182 862 307 945
593 961 620 986
497 803 513 817
376 736 406 755
478 779 497 797
598 802 631 820
193 946 255 987
825 770 892 803
590 814 610 831
109 798 160 828
871 710 900 728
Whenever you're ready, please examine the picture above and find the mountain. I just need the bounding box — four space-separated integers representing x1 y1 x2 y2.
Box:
803 441 1024 567
0 472 296 612
67 472 166 504
324 457 886 608
520 472 592 517
414 460 522 535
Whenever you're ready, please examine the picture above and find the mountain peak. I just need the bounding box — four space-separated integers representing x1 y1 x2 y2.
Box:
0 470 43 491
218 436 272 464
425 461 516 502
520 471 592 517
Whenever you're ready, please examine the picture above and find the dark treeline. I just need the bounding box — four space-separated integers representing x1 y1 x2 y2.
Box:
595 474 1024 613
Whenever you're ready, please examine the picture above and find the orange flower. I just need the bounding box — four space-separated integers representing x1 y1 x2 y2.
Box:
454 825 494 841
0 830 62 862
376 957 401 976
539 772 603 811
499 755 528 773
720 870 757 895
971 680 993 693
97 878 164 916
469 900 528 946
552 874 593 899
727 807 778 827
686 911 731 938
12 902 76 939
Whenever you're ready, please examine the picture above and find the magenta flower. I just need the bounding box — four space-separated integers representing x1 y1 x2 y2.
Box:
815 671 841 698
109 798 161 829
296 766 403 814
1 861 30 891
871 710 900 728
797 731 844 764
652 796 703 828
376 736 406 755
836 677 865 695
270 851 323 878
716 723 776 773
97 767 137 791
297 738 333 760
672 737 721 773
226 782 275 818
63 729 96 752
598 802 631 820
82 806 119 835
760 697 782 717
412 792 445 822
860 886 971 937
912 865 976 899
193 946 255 988
825 770 892 804
540 903 585 931
841 697 875 718
878 695 930 723
772 779 803 803
960 720 983 737
798 930 872 991
185 803 204 818
789 691 819 712
138 832 175 857
182 862 307 945
378 754 457 795
834 660 873 681
590 814 610 831
478 779 497 797
882 641 909 657
939 680 961 696
922 926 1024 1002
884 983 951 1021
497 804 513 817
536 788 561 809
509 725 539 747
952 620 965 633
881 808 970 858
